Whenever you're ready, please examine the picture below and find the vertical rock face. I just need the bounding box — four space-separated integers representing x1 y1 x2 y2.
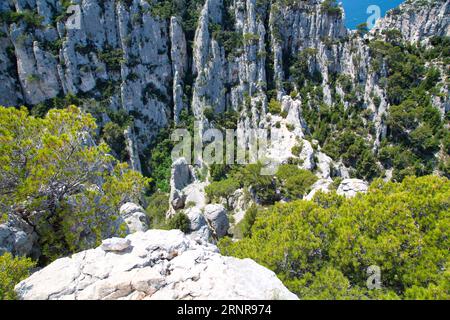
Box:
192 0 226 119
0 23 23 106
0 0 448 176
269 0 348 98
1 0 173 154
170 16 188 124
373 0 450 42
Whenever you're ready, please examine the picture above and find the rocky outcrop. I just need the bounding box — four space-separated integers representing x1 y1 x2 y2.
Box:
167 158 229 242
119 202 149 233
15 230 298 300
203 204 229 239
0 214 39 258
184 206 210 243
167 157 223 242
0 0 173 163
170 16 188 124
305 178 333 200
373 0 450 43
337 179 369 198
168 158 194 213
228 188 253 225
101 237 131 252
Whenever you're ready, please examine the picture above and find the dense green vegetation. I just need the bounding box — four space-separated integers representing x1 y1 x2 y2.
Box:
145 191 169 229
166 212 191 233
144 109 195 193
320 0 343 18
98 48 125 72
275 165 318 200
219 175 450 300
206 163 318 208
0 106 149 264
205 178 240 209
370 35 449 181
0 9 44 30
268 98 282 115
232 163 279 204
234 204 259 239
148 0 205 37
0 253 35 300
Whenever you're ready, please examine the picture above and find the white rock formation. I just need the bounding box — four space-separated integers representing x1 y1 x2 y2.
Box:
15 230 298 300
183 182 208 209
101 237 131 252
170 16 188 124
337 179 369 198
0 214 39 258
168 158 194 213
119 202 149 233
203 204 229 238
305 178 333 201
228 188 253 226
183 206 210 243
373 0 450 43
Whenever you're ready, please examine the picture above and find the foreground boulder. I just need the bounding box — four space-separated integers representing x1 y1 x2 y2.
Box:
15 230 297 300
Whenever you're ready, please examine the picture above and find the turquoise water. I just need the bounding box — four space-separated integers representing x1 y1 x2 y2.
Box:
341 0 405 29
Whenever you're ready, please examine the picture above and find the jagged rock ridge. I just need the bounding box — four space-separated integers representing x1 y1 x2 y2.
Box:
0 1 448 167
15 229 298 300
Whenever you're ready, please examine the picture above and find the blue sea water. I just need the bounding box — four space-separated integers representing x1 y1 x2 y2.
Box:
341 0 405 30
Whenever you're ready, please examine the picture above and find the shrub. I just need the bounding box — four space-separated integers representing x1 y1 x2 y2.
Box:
98 49 125 71
356 23 369 36
238 204 258 238
150 0 175 19
209 164 230 181
243 33 260 45
205 178 240 209
320 0 342 18
145 127 174 193
275 165 318 199
231 163 278 205
219 176 450 300
0 253 36 300
291 143 303 157
167 212 191 233
145 191 169 229
213 30 243 57
0 10 44 28
102 122 128 162
268 98 282 114
0 106 149 263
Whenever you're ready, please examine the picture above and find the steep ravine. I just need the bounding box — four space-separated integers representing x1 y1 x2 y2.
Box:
0 0 448 176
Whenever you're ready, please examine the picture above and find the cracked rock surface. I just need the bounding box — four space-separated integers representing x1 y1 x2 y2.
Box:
15 229 298 300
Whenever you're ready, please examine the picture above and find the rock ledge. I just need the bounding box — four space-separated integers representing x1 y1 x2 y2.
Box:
15 230 297 300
